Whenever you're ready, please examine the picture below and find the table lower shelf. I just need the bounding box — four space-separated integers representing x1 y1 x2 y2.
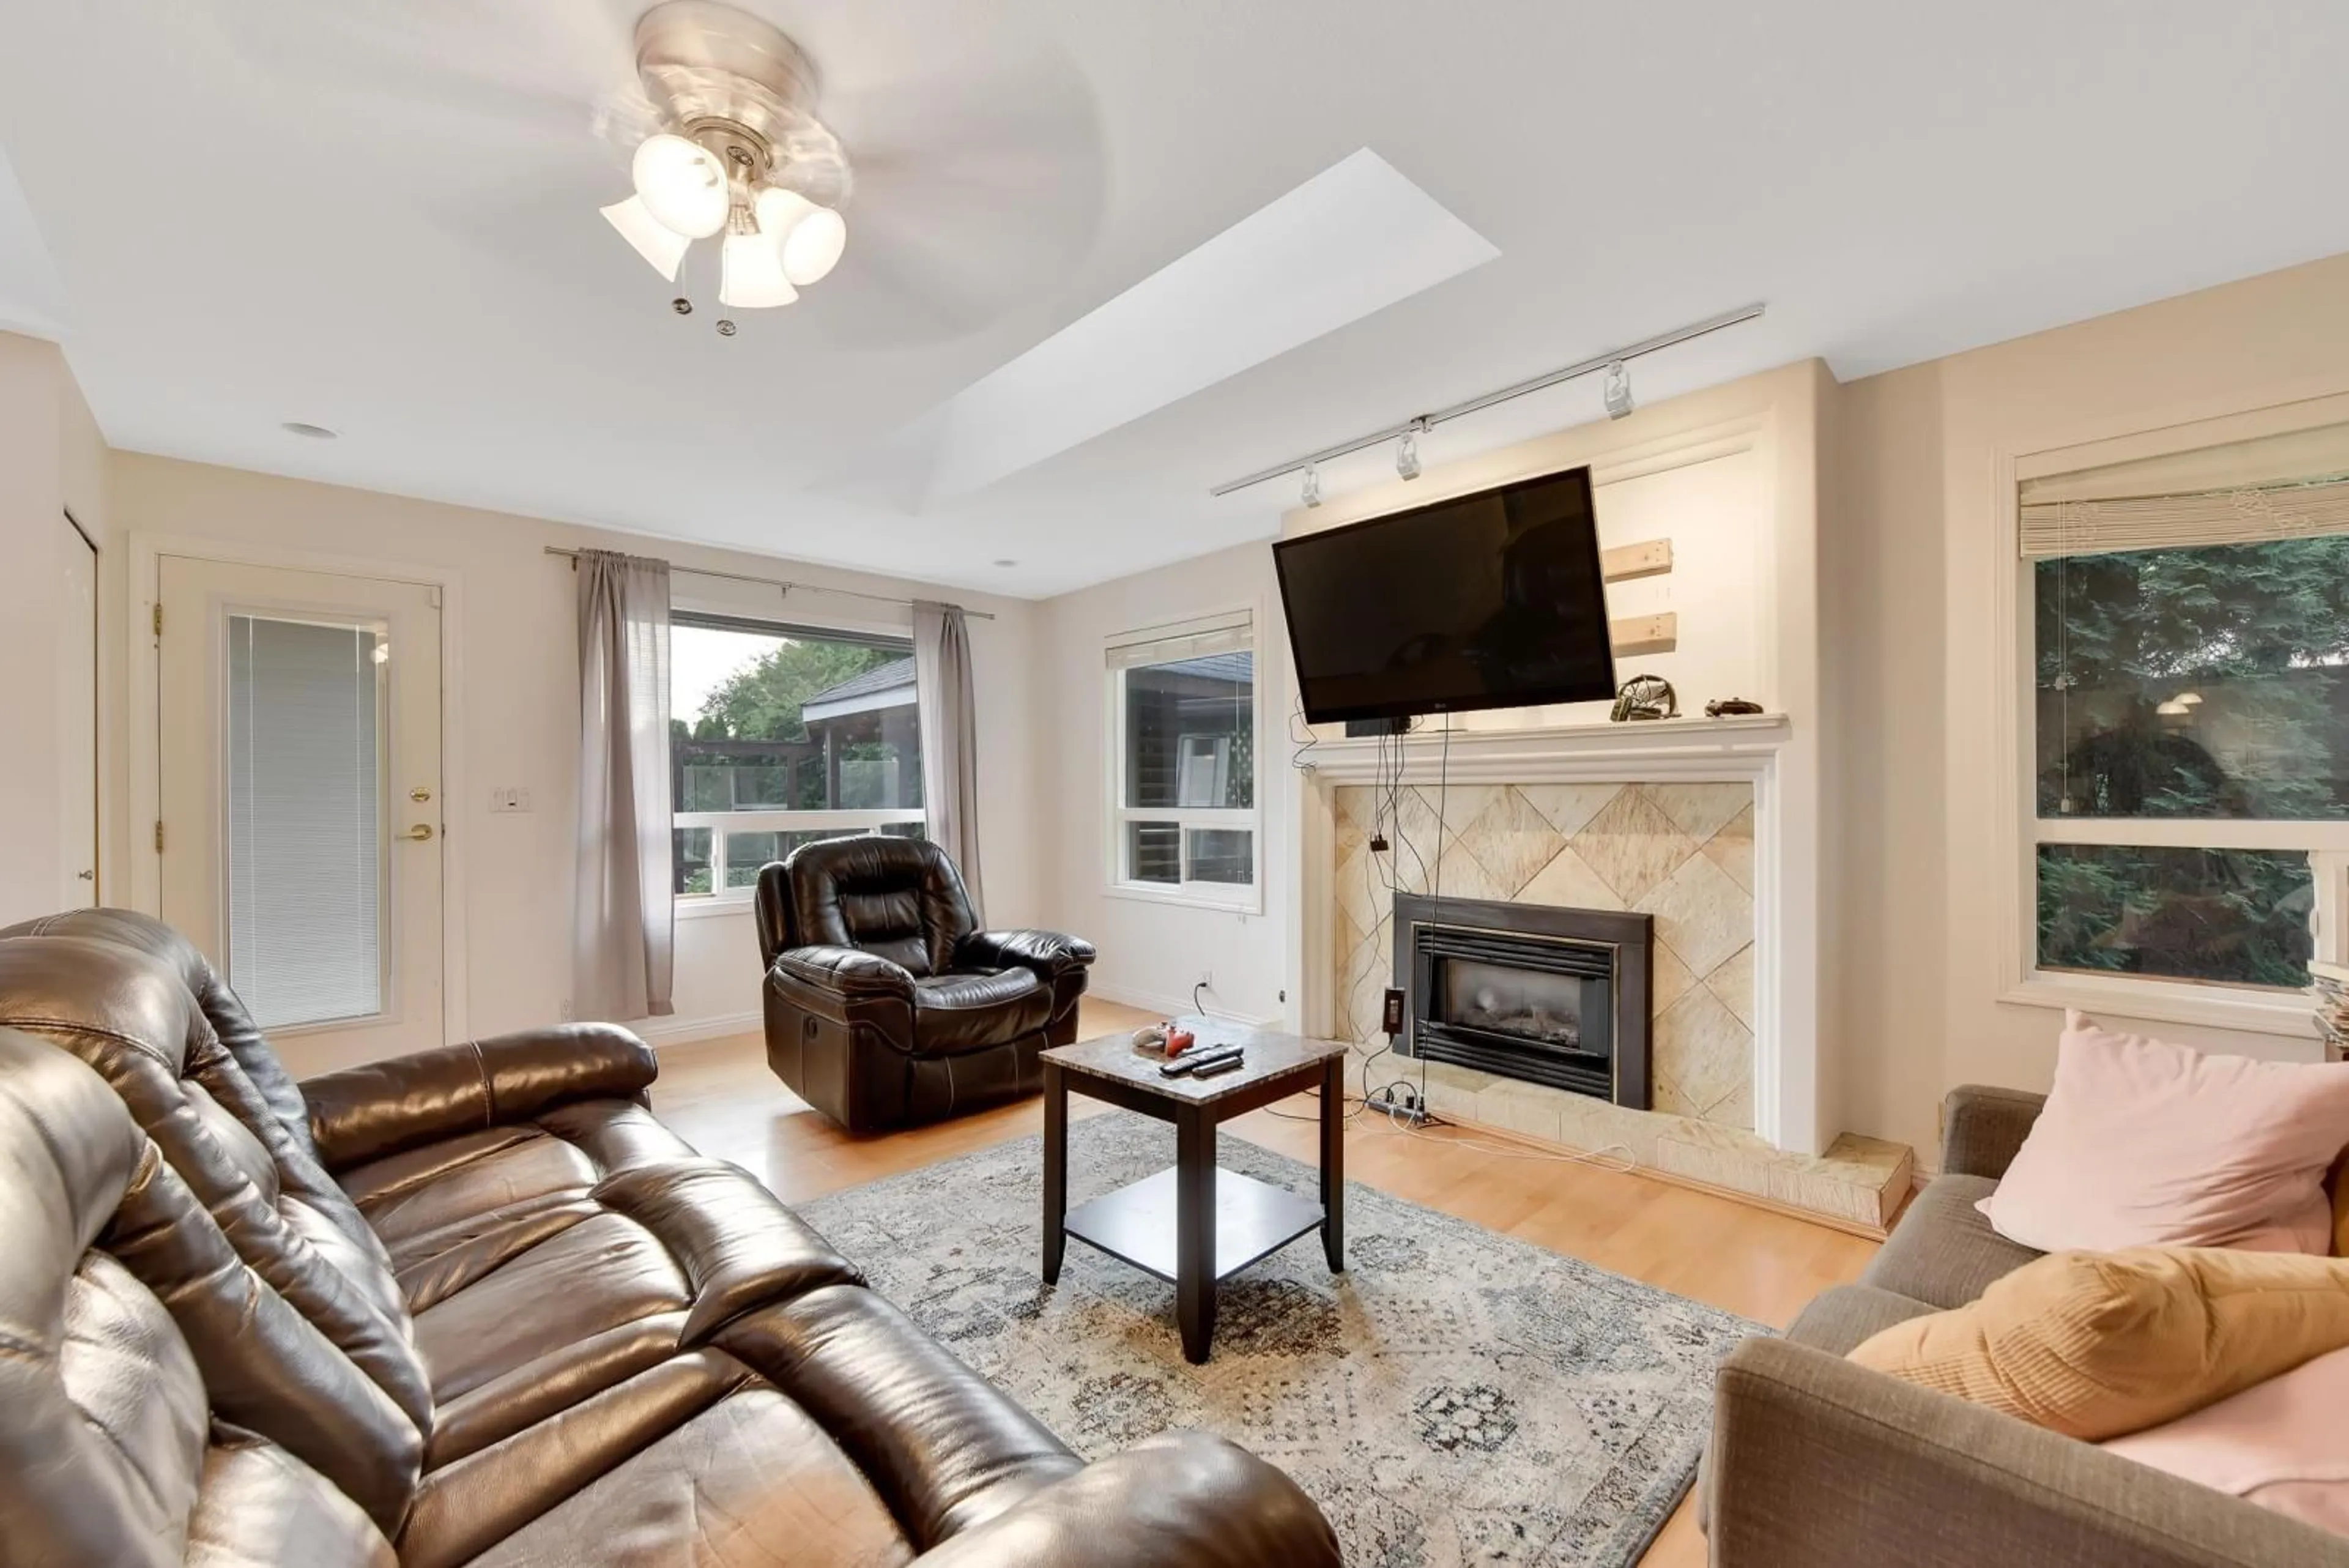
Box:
1062 1165 1324 1284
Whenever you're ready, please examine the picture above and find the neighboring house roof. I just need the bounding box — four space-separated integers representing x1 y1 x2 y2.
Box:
801 656 918 723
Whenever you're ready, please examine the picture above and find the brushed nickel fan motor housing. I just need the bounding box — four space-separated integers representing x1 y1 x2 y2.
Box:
632 1 851 207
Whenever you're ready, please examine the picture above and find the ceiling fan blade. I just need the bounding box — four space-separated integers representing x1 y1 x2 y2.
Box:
781 65 1110 347
195 0 640 145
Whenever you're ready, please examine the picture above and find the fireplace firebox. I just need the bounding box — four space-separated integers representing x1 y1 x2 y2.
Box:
1391 893 1652 1110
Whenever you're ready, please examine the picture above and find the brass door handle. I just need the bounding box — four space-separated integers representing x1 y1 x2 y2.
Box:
401 825 436 842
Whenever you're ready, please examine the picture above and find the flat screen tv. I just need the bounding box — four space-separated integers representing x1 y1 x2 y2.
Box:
1272 465 1615 724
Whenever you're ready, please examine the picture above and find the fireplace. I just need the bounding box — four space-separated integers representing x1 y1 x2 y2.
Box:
1392 893 1652 1111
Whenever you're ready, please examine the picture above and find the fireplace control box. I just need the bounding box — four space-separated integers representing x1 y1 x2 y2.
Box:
1381 986 1406 1036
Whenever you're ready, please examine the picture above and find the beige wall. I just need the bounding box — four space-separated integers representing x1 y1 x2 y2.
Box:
0 332 108 926
102 453 1040 1057
1031 538 1293 1024
1828 251 2349 1163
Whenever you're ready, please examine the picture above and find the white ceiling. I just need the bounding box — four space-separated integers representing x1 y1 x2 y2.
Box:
4 1 2346 597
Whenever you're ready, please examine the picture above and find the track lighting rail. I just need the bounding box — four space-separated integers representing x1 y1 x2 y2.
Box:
1207 302 1765 497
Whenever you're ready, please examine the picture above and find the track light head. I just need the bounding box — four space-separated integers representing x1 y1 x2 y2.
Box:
1396 426 1422 481
1301 463 1323 508
1603 359 1634 420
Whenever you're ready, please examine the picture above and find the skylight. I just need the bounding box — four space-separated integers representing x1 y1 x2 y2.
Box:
921 147 1499 499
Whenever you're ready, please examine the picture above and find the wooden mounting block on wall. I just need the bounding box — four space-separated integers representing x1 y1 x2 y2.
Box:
1609 612 1677 656
1600 540 1675 653
1599 539 1672 582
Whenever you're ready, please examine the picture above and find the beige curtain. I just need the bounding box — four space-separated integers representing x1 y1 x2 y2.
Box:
573 549 674 1019
912 600 984 921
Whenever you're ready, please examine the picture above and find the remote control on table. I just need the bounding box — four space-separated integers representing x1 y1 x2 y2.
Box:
1190 1052 1245 1078
1159 1045 1245 1078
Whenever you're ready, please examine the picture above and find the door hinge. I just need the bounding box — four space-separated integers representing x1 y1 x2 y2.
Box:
154 819 165 853
152 602 163 637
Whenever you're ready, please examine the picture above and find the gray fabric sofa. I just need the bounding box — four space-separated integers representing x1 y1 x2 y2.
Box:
1701 1085 2349 1567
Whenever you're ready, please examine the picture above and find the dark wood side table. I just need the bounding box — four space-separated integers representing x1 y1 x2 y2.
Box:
1040 1020 1350 1364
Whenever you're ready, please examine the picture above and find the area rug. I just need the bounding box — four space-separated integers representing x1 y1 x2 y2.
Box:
800 1112 1764 1567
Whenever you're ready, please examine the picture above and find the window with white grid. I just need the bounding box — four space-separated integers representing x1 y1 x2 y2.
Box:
1105 610 1260 910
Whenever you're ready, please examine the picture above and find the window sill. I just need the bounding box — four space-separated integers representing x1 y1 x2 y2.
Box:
2001 970 2318 1040
675 896 754 921
1104 881 1263 916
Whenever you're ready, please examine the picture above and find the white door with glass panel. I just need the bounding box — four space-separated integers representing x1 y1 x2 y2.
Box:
157 557 444 1069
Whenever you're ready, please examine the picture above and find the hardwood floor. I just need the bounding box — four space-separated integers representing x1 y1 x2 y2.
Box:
650 998 1877 1567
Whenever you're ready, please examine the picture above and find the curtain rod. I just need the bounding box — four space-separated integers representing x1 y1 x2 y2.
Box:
1207 302 1767 497
542 546 996 620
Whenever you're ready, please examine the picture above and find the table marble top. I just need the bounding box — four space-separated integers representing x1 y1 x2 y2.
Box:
1044 1016 1350 1105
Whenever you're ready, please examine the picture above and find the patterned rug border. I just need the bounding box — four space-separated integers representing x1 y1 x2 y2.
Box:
801 1112 1767 1567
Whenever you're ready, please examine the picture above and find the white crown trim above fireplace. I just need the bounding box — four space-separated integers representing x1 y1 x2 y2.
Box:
1293 712 1809 1152
1301 713 1790 785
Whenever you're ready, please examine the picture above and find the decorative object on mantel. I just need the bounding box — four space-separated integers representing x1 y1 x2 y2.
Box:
1611 674 1679 721
2312 961 2349 1061
1705 697 1765 718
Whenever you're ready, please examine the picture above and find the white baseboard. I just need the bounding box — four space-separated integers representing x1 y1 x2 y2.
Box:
636 1009 762 1048
1088 981 1279 1030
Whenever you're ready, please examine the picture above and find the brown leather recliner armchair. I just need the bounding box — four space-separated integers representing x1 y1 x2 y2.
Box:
756 835 1096 1134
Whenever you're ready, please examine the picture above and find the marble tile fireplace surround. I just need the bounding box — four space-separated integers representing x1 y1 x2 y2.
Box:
1304 713 1910 1232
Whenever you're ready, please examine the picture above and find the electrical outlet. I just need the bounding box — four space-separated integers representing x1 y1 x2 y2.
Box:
1370 834 1390 853
489 786 532 813
1195 968 1213 991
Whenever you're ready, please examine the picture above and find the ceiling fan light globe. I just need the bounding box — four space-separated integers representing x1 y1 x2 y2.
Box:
719 229 799 309
631 133 730 239
601 195 692 281
781 205 847 285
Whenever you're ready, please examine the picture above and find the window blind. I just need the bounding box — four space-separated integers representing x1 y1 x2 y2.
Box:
2019 420 2349 559
1104 609 1253 671
227 615 385 1030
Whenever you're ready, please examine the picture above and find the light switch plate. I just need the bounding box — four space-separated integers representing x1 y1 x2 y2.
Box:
489 786 532 813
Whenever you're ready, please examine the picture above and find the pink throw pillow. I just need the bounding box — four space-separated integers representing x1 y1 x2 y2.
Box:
2104 1343 2349 1538
1977 1013 2349 1255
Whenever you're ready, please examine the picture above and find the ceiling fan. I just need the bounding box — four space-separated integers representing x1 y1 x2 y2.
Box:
194 0 1108 344
598 1 851 313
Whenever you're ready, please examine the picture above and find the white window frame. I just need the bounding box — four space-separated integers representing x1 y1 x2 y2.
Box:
1104 608 1263 914
675 809 928 912
2000 395 2349 1035
669 606 924 911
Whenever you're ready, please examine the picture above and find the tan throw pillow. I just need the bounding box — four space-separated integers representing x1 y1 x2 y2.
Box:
1849 1247 2349 1440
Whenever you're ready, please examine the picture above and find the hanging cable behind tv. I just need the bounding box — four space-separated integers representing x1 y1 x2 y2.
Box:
1365 718 1449 1127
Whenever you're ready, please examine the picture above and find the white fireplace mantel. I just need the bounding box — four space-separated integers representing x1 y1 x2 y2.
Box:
1290 709 1816 1153
1301 712 1791 786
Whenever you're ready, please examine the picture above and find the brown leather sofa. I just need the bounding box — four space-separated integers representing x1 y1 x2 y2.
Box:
0 908 1335 1567
755 836 1096 1133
